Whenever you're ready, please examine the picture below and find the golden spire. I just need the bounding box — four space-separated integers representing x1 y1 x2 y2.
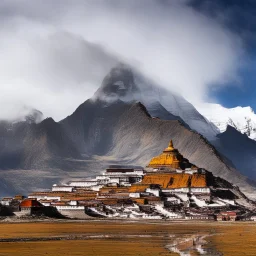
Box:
147 139 181 168
147 139 193 169
164 140 175 152
168 140 174 149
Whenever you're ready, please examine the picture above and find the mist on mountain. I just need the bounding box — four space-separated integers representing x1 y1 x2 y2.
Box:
0 0 246 121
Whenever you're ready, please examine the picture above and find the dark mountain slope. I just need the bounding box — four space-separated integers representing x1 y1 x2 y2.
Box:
22 118 80 169
0 118 80 170
215 125 256 181
60 99 131 156
0 121 30 169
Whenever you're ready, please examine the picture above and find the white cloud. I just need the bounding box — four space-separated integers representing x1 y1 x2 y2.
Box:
0 0 245 121
0 30 118 121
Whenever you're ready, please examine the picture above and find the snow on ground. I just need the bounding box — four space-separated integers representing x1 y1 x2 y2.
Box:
191 195 207 207
154 205 183 218
175 193 189 202
218 199 236 206
103 205 163 219
207 200 226 207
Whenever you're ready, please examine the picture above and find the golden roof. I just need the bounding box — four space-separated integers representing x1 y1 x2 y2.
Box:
147 140 190 169
142 173 206 188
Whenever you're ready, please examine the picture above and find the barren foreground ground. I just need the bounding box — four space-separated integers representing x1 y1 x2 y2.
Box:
0 220 256 255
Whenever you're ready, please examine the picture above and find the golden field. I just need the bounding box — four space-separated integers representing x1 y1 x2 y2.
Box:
0 220 255 255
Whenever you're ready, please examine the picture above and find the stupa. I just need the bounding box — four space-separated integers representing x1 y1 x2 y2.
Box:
147 140 192 169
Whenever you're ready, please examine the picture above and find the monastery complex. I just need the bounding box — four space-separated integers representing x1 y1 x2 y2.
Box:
1 140 255 221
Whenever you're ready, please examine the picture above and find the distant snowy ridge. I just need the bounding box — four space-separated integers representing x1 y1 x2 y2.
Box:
196 103 256 140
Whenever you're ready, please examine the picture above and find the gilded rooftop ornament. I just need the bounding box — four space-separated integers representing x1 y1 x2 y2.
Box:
147 140 191 169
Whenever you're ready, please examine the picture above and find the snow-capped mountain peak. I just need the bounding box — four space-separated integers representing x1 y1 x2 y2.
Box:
94 64 219 141
195 103 256 140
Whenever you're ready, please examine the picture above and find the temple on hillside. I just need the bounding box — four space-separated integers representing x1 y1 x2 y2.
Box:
6 138 248 221
147 140 195 170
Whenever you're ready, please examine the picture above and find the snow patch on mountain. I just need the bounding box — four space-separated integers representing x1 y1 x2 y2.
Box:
94 65 219 141
195 103 256 140
113 81 125 89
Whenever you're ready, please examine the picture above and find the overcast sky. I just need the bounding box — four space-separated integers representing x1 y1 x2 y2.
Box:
0 0 253 121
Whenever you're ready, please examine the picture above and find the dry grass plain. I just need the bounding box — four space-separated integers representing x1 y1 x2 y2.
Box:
0 220 255 255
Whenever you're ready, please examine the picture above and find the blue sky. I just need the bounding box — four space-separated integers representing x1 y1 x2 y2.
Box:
192 0 256 110
210 58 256 110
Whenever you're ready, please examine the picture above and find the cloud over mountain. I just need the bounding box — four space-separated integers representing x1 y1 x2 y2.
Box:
0 0 246 120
